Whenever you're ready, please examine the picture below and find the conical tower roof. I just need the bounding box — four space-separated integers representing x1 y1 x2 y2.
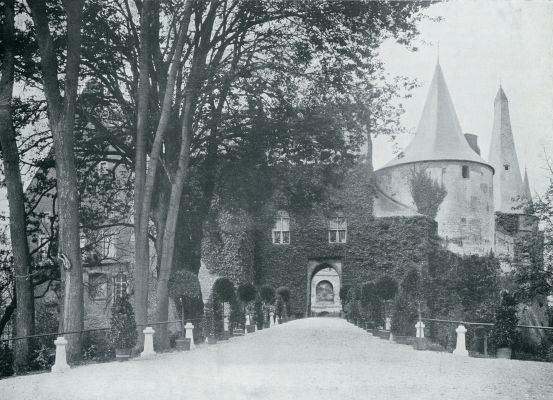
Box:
523 168 532 201
488 86 526 213
379 62 492 171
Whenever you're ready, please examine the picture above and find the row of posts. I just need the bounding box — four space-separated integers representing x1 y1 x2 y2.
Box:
52 310 278 373
415 321 469 356
51 322 197 373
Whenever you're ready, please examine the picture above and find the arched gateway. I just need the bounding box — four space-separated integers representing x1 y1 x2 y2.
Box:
308 262 341 315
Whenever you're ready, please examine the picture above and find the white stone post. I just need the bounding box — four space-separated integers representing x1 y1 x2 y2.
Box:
185 322 195 349
141 327 156 358
51 336 70 373
245 314 250 334
415 321 425 338
385 317 391 331
224 316 229 332
453 324 469 356
269 311 275 327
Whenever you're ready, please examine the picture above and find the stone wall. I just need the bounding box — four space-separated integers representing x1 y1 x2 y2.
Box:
376 160 495 256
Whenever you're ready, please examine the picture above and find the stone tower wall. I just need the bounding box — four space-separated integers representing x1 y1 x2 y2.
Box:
376 160 495 255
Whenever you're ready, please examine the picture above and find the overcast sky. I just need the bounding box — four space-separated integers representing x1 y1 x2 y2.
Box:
374 0 553 196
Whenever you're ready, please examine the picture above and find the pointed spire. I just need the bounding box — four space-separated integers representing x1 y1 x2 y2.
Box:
380 62 491 170
523 168 532 201
488 85 526 213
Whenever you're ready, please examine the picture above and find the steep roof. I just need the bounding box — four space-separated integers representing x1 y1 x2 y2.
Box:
523 168 532 202
488 86 526 213
378 62 492 171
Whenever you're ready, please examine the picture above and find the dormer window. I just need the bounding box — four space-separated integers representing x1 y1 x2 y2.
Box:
272 210 290 244
328 213 347 243
462 165 469 179
504 164 510 171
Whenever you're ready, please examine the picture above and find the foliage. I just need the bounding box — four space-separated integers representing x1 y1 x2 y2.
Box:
211 292 224 335
275 295 285 318
409 168 447 219
375 276 398 300
490 292 519 349
237 283 257 304
168 269 202 299
0 344 14 378
391 291 419 336
212 277 236 303
202 297 215 337
229 296 244 330
276 287 291 303
28 345 54 371
254 295 264 329
109 294 137 349
260 285 276 304
82 331 114 363
339 285 351 309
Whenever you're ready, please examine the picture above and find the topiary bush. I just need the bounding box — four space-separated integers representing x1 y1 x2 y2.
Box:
490 291 519 351
254 294 264 329
238 283 257 304
211 292 224 335
260 285 276 304
213 277 236 303
275 295 285 319
339 285 351 310
276 286 291 303
202 297 215 338
229 296 245 331
109 293 137 350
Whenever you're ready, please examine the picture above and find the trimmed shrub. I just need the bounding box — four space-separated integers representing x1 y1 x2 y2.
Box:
339 285 351 309
109 294 137 349
202 297 215 337
260 285 276 304
391 291 418 336
276 286 291 303
490 291 519 350
275 295 285 318
254 295 264 328
375 276 398 301
238 283 257 303
211 292 224 335
229 296 245 330
212 277 236 303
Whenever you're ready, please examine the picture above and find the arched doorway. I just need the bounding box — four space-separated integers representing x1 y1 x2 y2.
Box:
309 264 341 315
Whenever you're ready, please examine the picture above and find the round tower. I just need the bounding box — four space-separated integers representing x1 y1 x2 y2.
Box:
375 62 495 255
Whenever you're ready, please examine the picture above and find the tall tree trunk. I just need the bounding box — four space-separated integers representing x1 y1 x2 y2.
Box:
133 0 154 335
133 0 193 331
0 0 34 371
28 0 85 361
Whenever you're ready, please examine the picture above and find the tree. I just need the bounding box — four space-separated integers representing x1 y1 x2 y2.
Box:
0 0 34 370
28 0 86 360
409 167 447 219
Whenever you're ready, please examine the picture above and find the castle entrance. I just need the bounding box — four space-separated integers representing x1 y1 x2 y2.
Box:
308 263 341 316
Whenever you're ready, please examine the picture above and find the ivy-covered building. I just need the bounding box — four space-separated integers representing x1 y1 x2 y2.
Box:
199 62 544 319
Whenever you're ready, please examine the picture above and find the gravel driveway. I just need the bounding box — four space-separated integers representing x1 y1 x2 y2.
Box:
1 318 552 400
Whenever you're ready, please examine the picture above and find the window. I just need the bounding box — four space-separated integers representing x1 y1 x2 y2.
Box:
114 272 128 299
328 214 347 243
504 164 510 171
462 165 470 179
88 273 108 300
102 234 117 258
272 210 290 244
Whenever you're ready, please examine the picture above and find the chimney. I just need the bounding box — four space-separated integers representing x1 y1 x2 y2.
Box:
464 133 480 155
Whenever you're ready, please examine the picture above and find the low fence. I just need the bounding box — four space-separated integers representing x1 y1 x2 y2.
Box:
0 317 204 378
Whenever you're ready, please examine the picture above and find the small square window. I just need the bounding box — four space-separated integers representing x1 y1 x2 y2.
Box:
504 164 510 171
462 165 469 179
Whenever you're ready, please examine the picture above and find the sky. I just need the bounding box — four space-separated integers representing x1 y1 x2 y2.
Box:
374 0 553 196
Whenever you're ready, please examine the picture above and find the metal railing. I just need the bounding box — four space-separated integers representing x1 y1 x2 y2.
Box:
422 317 553 331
